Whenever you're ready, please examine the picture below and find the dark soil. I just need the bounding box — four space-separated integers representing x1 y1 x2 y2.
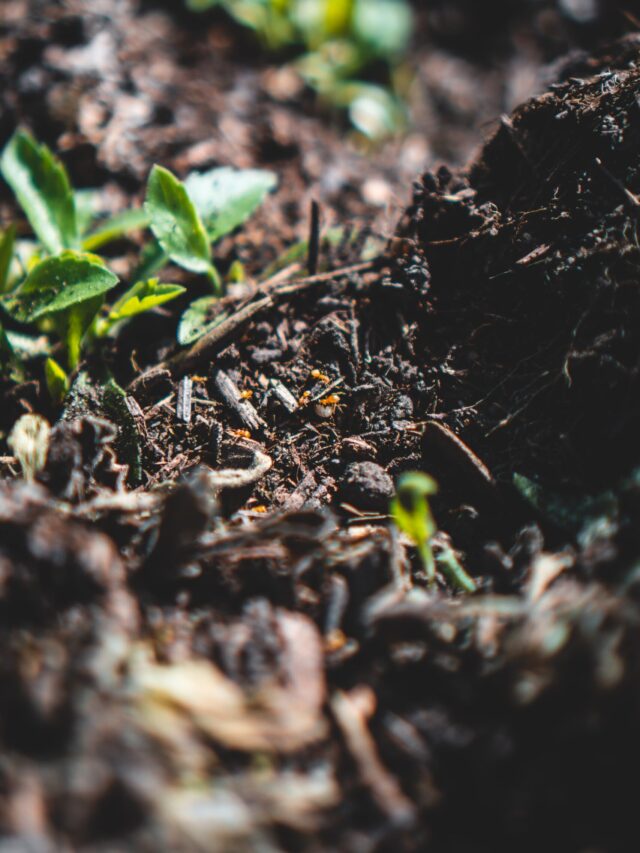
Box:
3 1 640 851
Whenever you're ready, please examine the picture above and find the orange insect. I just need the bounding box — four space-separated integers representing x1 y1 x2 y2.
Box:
230 428 251 439
310 369 331 383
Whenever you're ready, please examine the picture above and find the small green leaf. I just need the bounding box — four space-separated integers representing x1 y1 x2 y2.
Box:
45 357 69 404
344 82 404 139
1 129 78 253
183 167 277 242
75 189 100 236
145 165 211 274
82 207 151 251
177 296 226 346
2 251 118 323
227 259 246 284
391 471 439 585
435 542 477 594
353 0 412 58
106 278 186 325
54 294 104 369
0 224 16 293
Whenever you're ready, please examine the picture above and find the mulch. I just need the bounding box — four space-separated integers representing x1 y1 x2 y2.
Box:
2 2 640 850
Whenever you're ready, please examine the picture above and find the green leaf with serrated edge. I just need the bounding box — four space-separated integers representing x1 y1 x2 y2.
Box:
0 224 16 293
45 357 69 404
2 251 118 323
105 279 185 326
1 130 78 253
183 167 277 242
145 165 211 274
82 208 150 251
177 296 227 346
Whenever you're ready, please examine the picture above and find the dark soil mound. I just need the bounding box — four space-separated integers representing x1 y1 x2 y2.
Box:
405 35 640 491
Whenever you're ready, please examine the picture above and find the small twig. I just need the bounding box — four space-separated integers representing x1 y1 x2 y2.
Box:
307 199 320 275
214 369 266 433
595 156 640 207
176 376 193 424
173 295 273 376
423 420 496 492
269 378 299 413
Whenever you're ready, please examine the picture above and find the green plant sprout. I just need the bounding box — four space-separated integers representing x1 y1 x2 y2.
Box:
0 129 276 397
185 0 412 139
391 471 477 593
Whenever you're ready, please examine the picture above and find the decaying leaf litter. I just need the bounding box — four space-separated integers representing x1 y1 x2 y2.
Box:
3 1 640 850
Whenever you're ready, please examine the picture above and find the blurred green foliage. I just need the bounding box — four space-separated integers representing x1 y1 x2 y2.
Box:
186 0 413 139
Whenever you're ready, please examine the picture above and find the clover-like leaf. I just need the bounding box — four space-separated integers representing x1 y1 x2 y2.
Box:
1 130 78 254
184 167 277 242
2 251 118 323
145 165 211 274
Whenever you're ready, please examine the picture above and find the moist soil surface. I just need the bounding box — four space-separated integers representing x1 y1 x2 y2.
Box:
3 2 640 851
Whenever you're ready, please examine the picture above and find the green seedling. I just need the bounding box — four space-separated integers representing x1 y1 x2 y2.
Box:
186 0 412 140
391 471 439 584
141 164 277 294
391 471 476 593
44 357 69 404
0 129 276 398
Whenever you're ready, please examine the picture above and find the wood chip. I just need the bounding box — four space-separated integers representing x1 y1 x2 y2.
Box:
270 378 299 413
176 377 193 424
214 370 266 433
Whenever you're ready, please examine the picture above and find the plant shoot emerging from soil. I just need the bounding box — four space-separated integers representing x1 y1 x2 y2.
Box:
391 471 476 592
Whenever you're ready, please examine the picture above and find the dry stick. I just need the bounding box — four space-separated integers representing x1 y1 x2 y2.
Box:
307 199 320 276
214 369 266 433
128 260 378 395
269 378 299 413
176 376 193 424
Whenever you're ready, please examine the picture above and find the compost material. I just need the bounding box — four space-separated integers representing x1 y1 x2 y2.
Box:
3 2 640 852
